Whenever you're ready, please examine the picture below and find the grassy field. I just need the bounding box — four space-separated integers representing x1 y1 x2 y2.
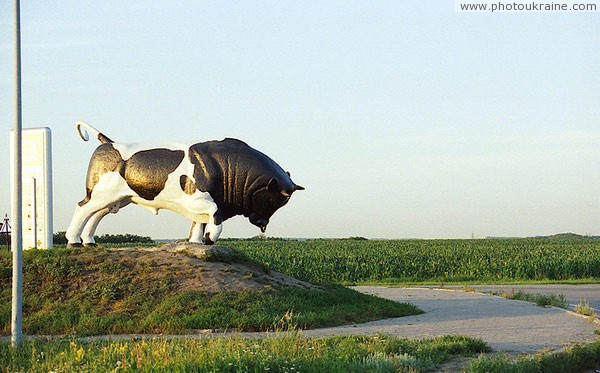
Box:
2 238 600 371
2 331 599 372
226 238 600 284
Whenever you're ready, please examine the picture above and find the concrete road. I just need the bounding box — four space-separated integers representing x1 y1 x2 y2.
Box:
441 284 600 312
303 286 600 354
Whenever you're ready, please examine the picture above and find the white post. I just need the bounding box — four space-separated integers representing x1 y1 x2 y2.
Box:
11 0 23 348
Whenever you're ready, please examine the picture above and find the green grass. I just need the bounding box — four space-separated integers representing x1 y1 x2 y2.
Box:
467 339 600 372
3 238 600 371
0 247 420 336
496 290 569 308
226 238 600 284
0 334 490 372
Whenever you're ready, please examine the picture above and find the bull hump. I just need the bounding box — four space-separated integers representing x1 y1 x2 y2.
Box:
124 148 185 200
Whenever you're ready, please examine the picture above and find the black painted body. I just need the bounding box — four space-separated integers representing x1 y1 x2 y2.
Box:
80 138 303 233
189 138 302 229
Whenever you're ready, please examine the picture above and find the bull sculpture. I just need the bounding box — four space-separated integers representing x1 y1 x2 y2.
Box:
66 121 304 247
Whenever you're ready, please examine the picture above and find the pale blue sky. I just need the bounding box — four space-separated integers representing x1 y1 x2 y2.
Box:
1 1 599 239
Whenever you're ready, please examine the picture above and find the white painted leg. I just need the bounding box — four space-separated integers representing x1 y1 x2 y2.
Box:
80 208 110 246
204 219 222 245
188 222 205 243
66 200 120 246
66 206 94 246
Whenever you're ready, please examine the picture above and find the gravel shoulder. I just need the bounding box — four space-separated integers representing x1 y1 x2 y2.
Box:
303 286 599 354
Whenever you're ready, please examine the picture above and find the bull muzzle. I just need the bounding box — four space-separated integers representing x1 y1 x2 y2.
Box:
250 215 269 233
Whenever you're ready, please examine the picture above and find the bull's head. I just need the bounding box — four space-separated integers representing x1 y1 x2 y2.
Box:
250 177 304 232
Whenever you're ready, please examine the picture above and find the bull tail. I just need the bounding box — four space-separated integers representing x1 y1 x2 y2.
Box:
76 121 113 144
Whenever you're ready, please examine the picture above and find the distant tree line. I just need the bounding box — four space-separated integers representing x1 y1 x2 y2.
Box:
221 236 369 242
52 232 154 245
220 234 299 241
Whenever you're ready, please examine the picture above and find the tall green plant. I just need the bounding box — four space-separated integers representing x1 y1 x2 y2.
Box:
227 238 600 284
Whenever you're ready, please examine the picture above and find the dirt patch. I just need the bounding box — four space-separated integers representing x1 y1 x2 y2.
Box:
105 242 319 294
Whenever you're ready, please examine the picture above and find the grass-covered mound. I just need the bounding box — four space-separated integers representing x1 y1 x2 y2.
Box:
0 244 420 336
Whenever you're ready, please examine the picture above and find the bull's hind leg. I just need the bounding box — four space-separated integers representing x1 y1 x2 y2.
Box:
80 208 110 246
66 204 100 247
67 172 133 247
80 201 130 246
66 198 124 247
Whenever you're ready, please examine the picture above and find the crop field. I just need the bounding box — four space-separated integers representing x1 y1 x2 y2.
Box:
226 238 600 284
2 238 600 372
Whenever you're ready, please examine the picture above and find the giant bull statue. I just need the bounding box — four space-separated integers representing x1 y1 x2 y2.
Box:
66 121 304 247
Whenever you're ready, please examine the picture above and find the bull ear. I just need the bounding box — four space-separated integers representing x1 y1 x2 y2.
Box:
267 178 279 193
294 184 305 191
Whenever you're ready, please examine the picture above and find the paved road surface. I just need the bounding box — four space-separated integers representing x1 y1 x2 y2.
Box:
303 286 600 354
442 284 600 311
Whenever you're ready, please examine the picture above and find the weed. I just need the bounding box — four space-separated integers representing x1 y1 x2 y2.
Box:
0 334 489 372
462 285 478 293
499 290 568 308
273 309 298 332
98 261 129 275
575 298 597 318
467 339 600 373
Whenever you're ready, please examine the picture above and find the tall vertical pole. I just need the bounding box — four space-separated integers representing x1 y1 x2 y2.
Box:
12 0 23 348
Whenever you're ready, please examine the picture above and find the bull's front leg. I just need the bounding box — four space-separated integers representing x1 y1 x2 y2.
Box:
188 221 205 243
203 213 223 245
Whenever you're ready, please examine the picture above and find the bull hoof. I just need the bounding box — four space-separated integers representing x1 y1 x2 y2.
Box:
203 233 214 245
67 243 84 248
83 243 98 248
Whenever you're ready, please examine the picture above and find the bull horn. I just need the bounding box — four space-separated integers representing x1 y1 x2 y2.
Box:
281 191 290 197
294 184 305 191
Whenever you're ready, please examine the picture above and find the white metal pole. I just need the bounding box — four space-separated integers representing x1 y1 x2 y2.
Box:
11 0 23 348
